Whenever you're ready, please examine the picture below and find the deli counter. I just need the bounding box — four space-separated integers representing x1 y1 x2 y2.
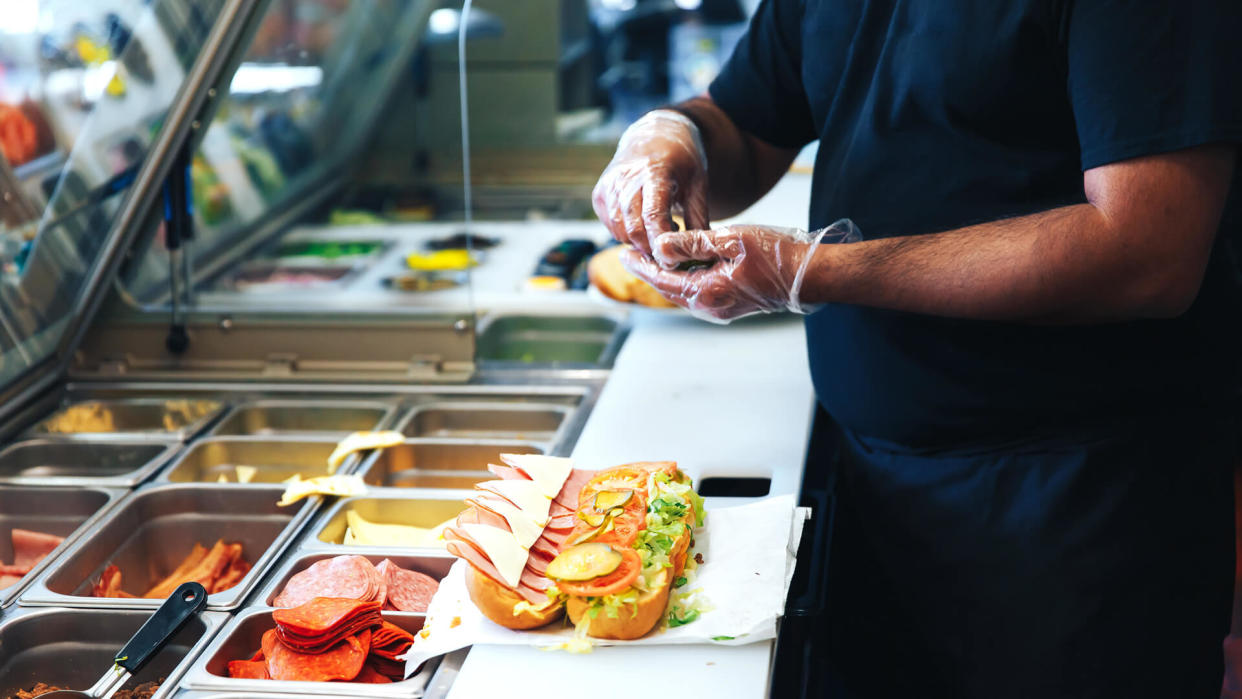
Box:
0 2 824 698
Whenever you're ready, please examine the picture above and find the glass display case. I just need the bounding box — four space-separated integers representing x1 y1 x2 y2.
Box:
0 0 229 394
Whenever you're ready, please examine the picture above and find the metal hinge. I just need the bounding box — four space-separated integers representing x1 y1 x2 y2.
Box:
263 353 298 377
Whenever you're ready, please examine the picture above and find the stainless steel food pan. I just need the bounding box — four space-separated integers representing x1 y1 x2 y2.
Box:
181 607 439 696
157 438 359 485
210 400 395 437
394 402 570 443
309 493 468 549
0 606 228 699
475 313 625 367
355 440 543 490
0 439 178 488
20 484 316 611
27 398 225 441
256 548 455 608
0 486 126 608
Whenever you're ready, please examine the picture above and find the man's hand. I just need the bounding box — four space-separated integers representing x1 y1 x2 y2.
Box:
592 111 709 257
621 221 859 323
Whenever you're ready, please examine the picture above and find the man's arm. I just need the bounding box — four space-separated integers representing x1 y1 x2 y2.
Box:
670 95 800 220
802 144 1237 323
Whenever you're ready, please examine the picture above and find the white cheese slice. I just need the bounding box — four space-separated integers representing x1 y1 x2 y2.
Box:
460 523 527 588
499 454 574 498
468 495 546 548
476 479 551 523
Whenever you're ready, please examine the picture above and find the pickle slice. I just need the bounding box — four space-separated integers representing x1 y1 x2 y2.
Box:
593 490 633 511
546 543 623 581
579 510 608 527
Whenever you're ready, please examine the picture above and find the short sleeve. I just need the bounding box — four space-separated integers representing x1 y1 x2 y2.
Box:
1067 0 1242 170
708 0 816 149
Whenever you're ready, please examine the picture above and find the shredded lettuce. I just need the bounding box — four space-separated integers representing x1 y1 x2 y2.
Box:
577 469 704 621
666 587 714 629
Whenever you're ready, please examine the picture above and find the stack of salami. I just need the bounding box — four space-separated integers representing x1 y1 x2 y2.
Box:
0 529 64 591
227 597 416 683
273 555 439 612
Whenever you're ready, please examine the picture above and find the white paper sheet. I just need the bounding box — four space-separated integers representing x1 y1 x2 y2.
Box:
404 494 806 676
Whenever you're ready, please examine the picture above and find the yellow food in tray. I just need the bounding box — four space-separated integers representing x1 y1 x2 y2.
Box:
406 249 477 271
342 509 452 548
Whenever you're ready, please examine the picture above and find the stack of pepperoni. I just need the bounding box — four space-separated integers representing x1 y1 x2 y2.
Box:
227 597 416 683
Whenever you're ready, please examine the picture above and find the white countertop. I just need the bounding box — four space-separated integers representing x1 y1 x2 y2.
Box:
446 175 816 699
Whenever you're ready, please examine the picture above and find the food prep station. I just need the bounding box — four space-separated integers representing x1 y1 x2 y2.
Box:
0 1 820 698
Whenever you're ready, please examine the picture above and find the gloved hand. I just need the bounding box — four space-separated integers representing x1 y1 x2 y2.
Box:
592 110 709 257
620 219 860 323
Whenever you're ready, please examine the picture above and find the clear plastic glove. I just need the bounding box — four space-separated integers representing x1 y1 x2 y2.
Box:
620 219 860 323
592 110 709 257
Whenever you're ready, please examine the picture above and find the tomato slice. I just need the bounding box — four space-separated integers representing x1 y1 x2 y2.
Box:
556 546 641 597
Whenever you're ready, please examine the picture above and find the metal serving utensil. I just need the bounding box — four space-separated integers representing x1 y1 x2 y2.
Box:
35 582 207 699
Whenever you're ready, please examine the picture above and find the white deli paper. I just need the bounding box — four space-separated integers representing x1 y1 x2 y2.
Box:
403 494 807 676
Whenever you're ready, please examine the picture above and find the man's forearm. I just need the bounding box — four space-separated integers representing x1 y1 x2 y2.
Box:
802 204 1208 324
669 96 795 220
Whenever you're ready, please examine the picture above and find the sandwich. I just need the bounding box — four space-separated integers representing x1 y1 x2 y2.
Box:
444 458 703 640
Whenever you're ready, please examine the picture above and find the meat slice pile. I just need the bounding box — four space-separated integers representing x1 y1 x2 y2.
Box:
443 456 595 603
226 598 416 683
92 539 251 598
0 529 64 591
273 555 439 612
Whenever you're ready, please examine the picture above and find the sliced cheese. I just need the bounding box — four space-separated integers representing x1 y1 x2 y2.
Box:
235 465 257 484
460 523 527 588
499 454 573 498
468 495 545 548
278 473 367 507
476 479 551 523
344 509 448 548
326 430 405 474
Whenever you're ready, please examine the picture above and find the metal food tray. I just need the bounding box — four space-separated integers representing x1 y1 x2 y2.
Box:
20 484 318 612
181 549 455 696
156 437 364 485
0 606 228 699
475 313 627 368
354 439 544 491
303 491 469 550
27 398 226 442
209 400 397 437
0 439 179 488
0 486 128 609
393 401 572 447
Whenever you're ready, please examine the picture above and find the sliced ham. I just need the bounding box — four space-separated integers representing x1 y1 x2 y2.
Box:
539 528 570 547
0 574 22 591
0 563 31 576
553 468 596 509
524 555 548 577
12 529 63 569
520 566 553 592
457 505 510 531
544 512 577 531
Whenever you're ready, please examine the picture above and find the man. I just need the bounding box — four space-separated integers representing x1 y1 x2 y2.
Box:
592 2 1242 697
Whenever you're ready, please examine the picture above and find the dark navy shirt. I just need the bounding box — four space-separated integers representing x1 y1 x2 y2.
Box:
710 0 1242 447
